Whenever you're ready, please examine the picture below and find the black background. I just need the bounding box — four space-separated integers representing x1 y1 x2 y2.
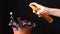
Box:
1 0 60 34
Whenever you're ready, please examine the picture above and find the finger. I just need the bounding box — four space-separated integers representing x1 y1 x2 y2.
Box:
36 9 44 15
33 10 41 17
29 2 44 8
33 10 36 13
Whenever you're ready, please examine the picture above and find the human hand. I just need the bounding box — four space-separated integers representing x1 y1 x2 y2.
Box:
29 2 50 17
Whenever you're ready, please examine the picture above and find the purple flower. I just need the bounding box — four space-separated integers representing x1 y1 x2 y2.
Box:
9 19 36 30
